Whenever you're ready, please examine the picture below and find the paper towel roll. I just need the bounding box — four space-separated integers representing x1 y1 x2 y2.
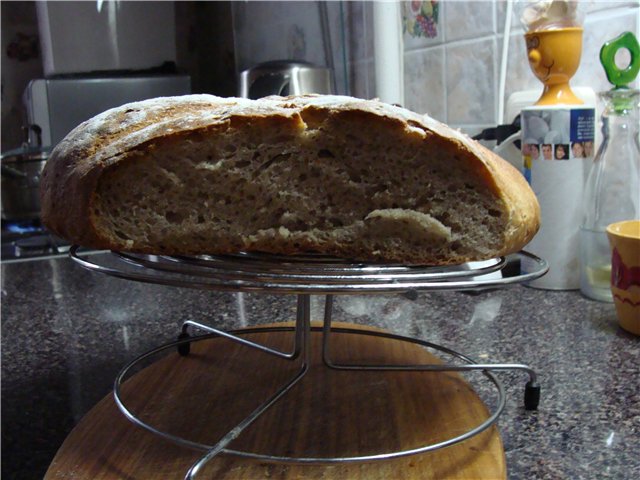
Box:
521 105 595 289
524 157 585 288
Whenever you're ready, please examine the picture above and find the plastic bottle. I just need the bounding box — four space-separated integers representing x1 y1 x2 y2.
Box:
579 32 640 301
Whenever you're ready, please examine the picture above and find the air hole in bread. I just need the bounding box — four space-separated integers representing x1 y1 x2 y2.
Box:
165 211 183 223
318 149 335 158
257 153 291 174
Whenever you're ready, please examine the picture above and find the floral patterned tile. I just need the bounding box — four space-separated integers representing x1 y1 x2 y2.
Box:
402 1 444 51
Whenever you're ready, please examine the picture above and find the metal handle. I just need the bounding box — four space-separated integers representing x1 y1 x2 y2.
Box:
21 124 43 149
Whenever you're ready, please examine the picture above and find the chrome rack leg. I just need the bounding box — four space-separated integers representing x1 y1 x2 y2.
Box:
177 296 308 360
321 294 540 410
184 294 313 480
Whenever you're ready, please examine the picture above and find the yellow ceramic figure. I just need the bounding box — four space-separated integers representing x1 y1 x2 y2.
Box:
525 27 584 105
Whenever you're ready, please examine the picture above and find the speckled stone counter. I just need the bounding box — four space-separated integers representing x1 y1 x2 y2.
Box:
2 253 639 479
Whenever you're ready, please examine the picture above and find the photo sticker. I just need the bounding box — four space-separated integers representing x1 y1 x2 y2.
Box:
521 107 595 183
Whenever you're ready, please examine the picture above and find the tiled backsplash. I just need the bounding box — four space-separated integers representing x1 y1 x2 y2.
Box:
233 0 640 132
2 1 638 151
231 1 639 134
404 0 639 132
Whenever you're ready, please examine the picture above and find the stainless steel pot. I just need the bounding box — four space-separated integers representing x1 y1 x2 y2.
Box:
239 60 333 99
1 126 50 220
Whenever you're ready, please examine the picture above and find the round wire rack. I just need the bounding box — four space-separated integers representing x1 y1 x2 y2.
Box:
69 247 547 294
69 247 548 479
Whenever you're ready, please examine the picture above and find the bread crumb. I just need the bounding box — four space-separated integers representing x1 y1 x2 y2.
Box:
278 226 291 238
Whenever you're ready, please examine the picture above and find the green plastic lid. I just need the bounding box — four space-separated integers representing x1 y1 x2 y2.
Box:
600 31 640 89
600 32 640 113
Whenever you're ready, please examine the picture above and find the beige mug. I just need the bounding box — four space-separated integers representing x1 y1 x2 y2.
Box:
606 220 640 335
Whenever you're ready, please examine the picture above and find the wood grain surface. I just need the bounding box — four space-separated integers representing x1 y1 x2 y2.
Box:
45 322 506 479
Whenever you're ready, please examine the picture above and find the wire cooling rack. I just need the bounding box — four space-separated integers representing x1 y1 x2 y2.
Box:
70 247 548 479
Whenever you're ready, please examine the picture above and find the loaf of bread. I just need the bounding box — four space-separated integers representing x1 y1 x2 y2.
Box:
40 94 540 265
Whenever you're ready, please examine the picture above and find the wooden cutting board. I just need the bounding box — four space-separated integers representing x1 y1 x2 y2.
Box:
45 322 506 479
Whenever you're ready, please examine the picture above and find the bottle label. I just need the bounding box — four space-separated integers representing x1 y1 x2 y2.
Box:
521 107 595 183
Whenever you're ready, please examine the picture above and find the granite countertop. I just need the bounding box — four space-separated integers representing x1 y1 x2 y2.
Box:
1 253 638 479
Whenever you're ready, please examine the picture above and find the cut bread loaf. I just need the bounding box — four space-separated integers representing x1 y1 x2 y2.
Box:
40 94 540 265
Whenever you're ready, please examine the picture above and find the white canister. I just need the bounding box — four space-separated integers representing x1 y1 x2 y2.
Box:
520 105 595 289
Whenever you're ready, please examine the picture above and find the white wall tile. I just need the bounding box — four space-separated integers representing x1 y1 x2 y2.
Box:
498 4 638 122
496 0 525 34
501 4 639 102
585 1 640 14
502 30 542 112
577 6 640 91
445 0 495 41
404 46 446 120
446 37 497 125
497 0 638 34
